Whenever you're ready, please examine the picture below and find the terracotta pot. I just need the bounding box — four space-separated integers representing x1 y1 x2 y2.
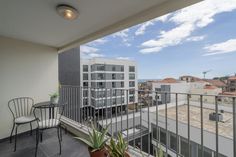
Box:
89 148 108 157
125 152 131 157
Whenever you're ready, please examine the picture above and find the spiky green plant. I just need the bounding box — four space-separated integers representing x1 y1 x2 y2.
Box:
49 92 59 98
107 133 128 157
75 125 109 152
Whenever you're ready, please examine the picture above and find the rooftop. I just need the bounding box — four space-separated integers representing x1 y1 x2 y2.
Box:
159 104 233 139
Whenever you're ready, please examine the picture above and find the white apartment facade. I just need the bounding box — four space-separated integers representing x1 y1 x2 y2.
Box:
152 79 207 105
80 58 138 112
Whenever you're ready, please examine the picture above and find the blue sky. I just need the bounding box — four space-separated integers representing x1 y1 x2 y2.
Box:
81 0 236 79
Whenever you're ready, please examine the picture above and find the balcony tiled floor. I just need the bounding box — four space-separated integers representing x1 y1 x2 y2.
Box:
0 129 90 157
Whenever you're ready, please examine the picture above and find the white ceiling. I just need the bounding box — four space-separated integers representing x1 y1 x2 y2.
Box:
0 0 201 49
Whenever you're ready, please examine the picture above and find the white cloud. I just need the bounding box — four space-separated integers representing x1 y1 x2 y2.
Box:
140 0 236 54
135 14 170 36
203 39 236 56
112 29 131 46
87 38 107 46
80 45 104 58
186 35 206 42
116 57 132 60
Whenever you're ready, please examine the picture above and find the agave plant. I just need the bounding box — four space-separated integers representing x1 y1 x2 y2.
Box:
107 133 129 157
75 124 109 152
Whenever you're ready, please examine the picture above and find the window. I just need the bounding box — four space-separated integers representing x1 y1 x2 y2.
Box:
98 82 105 88
112 98 116 105
83 65 88 72
83 99 88 106
129 96 135 102
180 137 191 157
83 73 88 80
83 82 88 87
129 73 135 79
121 82 124 88
97 73 104 80
152 125 158 140
197 147 212 157
112 74 116 80
112 66 116 71
112 82 116 88
160 129 166 145
83 90 88 97
129 81 135 87
121 66 124 72
155 88 161 92
169 132 177 151
129 89 135 95
97 64 105 71
129 66 135 72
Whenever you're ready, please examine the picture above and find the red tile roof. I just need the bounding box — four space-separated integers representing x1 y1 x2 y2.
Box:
160 78 178 83
229 76 236 80
204 84 218 90
205 79 226 87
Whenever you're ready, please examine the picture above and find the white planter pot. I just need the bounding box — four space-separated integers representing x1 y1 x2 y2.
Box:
50 97 59 104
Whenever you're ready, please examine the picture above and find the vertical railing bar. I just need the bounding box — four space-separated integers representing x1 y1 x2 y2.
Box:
133 91 135 149
115 89 118 137
121 89 123 133
176 93 179 157
110 88 113 137
106 88 108 129
147 91 150 156
187 94 191 157
165 92 168 157
200 95 204 157
96 88 99 129
102 89 104 129
140 94 143 152
233 97 236 157
155 92 159 154
126 89 129 143
215 96 219 157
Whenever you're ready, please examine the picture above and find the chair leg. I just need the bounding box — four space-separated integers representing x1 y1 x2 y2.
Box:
35 128 39 157
14 125 18 152
30 122 32 135
57 127 62 155
60 127 62 141
10 123 15 143
40 131 43 143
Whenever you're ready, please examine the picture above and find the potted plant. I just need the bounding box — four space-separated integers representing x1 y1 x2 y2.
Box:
75 125 109 157
50 92 59 104
107 133 130 157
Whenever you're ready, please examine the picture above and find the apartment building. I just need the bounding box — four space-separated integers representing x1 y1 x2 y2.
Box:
80 58 138 115
151 78 206 105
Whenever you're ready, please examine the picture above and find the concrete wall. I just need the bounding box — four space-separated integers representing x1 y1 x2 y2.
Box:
0 36 58 139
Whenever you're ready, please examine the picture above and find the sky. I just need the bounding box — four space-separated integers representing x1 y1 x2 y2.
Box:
81 0 236 79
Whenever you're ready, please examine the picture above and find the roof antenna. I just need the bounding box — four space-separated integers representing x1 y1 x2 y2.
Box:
202 70 212 79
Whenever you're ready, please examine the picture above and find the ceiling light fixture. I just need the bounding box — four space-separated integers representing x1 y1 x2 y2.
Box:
56 4 79 20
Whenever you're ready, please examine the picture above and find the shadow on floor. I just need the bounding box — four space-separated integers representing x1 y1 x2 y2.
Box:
0 128 89 157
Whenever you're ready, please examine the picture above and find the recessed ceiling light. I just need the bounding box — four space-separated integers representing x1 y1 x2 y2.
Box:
56 4 79 20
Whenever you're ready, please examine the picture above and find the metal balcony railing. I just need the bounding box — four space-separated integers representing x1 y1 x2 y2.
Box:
59 85 236 157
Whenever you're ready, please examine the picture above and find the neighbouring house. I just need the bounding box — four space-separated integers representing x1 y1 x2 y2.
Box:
227 76 236 92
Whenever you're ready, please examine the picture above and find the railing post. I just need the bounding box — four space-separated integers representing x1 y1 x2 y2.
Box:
233 97 236 157
200 95 204 157
126 89 129 143
165 92 168 157
215 96 219 157
176 93 179 157
187 94 191 157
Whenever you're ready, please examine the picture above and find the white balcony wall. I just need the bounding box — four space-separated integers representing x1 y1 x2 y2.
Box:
0 36 58 139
